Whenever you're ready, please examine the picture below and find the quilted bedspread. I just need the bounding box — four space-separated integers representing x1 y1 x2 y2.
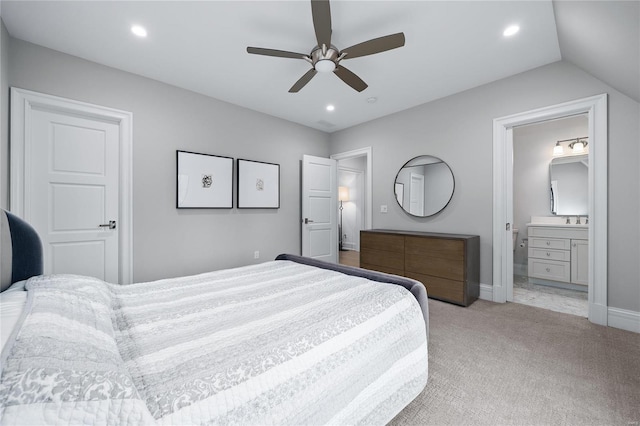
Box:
0 260 428 425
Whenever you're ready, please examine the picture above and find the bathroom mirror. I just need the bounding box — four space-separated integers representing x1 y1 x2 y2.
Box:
394 155 455 217
550 154 588 215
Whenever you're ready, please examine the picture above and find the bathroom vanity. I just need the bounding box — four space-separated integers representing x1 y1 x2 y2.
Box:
527 223 588 287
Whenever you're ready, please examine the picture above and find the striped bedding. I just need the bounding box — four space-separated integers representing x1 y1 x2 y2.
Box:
0 260 428 425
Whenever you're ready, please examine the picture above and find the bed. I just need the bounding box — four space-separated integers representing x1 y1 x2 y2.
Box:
0 210 428 425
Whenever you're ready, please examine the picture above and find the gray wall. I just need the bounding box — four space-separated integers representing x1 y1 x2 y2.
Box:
512 115 588 268
6 38 330 282
329 60 640 313
0 20 8 210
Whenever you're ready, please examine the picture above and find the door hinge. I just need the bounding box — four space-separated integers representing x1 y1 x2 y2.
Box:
506 223 511 231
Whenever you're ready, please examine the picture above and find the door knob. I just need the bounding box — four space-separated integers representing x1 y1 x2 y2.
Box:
98 220 117 230
304 218 314 224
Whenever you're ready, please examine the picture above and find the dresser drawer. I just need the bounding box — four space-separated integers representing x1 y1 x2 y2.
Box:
528 258 570 282
529 237 570 251
405 272 465 305
360 248 404 271
405 236 464 261
360 232 404 253
528 247 571 262
405 254 464 281
360 263 404 277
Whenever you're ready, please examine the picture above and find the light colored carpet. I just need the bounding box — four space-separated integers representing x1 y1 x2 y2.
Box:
390 299 640 425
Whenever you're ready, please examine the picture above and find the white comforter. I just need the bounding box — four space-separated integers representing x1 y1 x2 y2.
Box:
0 260 428 425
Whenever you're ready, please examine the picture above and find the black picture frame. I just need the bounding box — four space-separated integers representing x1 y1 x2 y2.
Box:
176 150 233 209
237 159 280 209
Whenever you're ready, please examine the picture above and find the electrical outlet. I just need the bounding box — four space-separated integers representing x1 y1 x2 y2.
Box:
380 205 388 213
254 251 260 259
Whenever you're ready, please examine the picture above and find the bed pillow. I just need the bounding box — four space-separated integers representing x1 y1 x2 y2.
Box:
0 275 152 424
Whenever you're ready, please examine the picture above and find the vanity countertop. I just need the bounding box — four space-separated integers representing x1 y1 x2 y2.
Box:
527 223 588 229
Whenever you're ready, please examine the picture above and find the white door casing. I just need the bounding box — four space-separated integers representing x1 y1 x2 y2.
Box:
301 155 337 263
338 166 364 251
330 147 372 231
11 88 133 284
493 94 607 326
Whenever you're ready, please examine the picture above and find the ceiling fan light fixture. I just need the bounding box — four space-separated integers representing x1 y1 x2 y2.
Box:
315 59 336 73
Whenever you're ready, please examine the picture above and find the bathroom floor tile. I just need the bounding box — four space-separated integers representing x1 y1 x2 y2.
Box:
512 275 588 317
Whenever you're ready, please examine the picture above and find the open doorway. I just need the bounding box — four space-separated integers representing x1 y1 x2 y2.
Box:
512 114 589 317
330 147 372 268
493 94 608 326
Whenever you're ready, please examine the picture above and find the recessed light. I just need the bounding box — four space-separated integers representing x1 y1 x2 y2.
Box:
503 25 520 37
326 104 335 112
131 25 147 38
366 97 378 104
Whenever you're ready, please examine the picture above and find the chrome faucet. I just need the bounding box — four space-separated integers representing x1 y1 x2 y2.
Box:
565 216 571 224
576 216 581 225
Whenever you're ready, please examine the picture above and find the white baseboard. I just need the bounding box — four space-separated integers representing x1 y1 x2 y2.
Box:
479 283 493 301
608 307 640 334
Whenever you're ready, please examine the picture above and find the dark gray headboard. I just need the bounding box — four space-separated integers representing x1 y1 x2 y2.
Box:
0 209 44 291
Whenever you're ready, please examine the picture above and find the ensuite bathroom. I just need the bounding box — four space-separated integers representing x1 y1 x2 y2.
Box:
513 114 589 317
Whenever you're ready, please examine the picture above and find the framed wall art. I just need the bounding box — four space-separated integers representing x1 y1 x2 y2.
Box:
237 159 280 209
176 150 233 208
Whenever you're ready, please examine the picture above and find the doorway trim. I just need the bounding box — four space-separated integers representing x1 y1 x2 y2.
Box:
10 87 133 284
492 94 607 326
330 146 372 230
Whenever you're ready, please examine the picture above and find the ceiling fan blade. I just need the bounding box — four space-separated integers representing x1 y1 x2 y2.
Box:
247 47 309 60
289 69 318 93
311 0 332 48
334 65 368 92
341 32 405 60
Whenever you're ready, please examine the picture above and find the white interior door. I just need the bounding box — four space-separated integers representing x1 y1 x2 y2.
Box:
11 88 133 284
301 155 337 263
21 104 120 282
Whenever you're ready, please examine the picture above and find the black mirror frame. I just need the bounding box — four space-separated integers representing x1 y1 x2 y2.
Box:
393 155 455 218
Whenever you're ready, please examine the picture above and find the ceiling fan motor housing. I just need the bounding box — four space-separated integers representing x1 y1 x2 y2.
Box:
311 45 340 72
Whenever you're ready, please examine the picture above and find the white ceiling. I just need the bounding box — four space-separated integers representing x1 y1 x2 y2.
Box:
1 1 635 133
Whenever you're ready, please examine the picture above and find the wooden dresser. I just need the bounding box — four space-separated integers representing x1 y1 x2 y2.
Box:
360 229 480 307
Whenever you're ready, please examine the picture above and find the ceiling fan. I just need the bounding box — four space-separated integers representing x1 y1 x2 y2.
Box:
246 0 405 93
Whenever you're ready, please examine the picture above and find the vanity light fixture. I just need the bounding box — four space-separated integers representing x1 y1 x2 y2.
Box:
568 137 588 153
553 141 564 156
553 137 588 156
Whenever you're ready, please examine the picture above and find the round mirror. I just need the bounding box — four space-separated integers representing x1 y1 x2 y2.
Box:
394 155 455 217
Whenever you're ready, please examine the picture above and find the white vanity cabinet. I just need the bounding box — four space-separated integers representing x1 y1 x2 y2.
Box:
527 225 588 286
570 239 589 285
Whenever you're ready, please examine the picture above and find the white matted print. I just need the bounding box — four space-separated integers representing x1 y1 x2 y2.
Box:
237 159 280 209
177 151 233 208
